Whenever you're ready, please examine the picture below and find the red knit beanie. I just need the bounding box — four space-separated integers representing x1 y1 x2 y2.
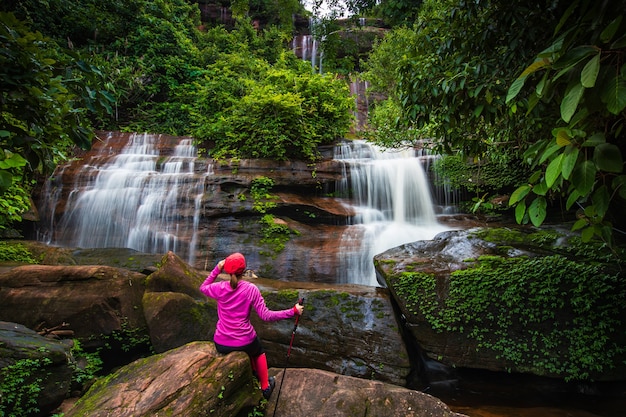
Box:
224 252 246 275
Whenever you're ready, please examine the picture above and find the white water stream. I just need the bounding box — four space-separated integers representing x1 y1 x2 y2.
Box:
334 141 449 286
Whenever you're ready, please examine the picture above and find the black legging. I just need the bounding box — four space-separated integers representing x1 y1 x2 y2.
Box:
214 336 264 358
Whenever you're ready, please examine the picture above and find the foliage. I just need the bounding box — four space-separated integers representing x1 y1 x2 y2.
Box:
506 0 626 243
250 177 278 214
69 339 103 386
198 57 353 161
0 352 52 416
0 241 37 263
390 253 626 381
258 214 297 257
431 153 529 214
0 11 114 229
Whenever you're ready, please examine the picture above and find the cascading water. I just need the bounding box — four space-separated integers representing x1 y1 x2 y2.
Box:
45 132 210 265
334 141 449 286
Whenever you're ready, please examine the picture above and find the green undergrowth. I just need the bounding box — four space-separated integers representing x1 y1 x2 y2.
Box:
390 253 626 381
0 240 38 264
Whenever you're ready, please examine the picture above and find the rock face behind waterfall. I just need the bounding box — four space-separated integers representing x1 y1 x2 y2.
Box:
35 131 355 283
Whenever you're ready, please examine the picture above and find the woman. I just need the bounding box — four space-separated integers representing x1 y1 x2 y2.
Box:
199 252 304 399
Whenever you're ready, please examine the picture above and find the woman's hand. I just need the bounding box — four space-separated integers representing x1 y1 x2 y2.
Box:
217 259 225 271
294 303 304 315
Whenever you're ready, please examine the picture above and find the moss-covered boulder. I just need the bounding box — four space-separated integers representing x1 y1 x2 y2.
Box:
375 226 626 382
63 341 259 417
0 321 75 416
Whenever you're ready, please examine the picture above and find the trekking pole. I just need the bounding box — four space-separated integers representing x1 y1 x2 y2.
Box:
272 297 304 417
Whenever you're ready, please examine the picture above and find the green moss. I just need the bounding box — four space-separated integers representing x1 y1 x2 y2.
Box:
392 254 626 381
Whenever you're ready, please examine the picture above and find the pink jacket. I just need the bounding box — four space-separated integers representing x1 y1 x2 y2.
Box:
199 264 295 347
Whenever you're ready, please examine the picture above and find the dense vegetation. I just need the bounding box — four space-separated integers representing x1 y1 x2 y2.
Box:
359 0 626 245
0 0 354 232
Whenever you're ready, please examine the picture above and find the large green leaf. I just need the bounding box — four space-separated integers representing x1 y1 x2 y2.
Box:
561 82 584 122
566 189 581 210
581 53 600 88
601 74 626 115
515 199 527 224
562 147 579 180
571 160 597 196
601 16 623 43
0 170 12 193
552 46 598 70
528 196 547 227
509 184 531 206
582 132 606 147
593 143 623 173
545 153 564 187
592 185 610 217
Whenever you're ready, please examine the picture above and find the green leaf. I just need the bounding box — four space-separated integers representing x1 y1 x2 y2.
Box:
593 143 623 173
0 130 10 137
601 16 623 43
582 133 606 147
553 46 598 69
515 199 527 224
571 160 597 196
532 181 548 196
506 75 527 103
528 196 547 227
566 189 581 210
562 147 579 180
601 75 626 115
0 170 12 192
591 185 610 217
571 218 587 231
612 175 626 199
581 53 600 88
580 226 595 242
539 142 562 164
561 82 584 123
545 153 564 187
509 185 531 206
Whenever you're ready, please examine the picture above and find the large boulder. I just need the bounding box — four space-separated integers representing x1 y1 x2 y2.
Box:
0 321 75 416
267 368 466 417
63 342 260 417
374 226 626 382
0 264 148 347
143 251 216 352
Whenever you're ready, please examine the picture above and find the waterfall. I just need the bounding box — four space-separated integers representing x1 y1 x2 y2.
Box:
46 132 210 265
334 141 449 286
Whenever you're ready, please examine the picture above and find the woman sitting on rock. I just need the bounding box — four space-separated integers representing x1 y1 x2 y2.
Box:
199 252 304 399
